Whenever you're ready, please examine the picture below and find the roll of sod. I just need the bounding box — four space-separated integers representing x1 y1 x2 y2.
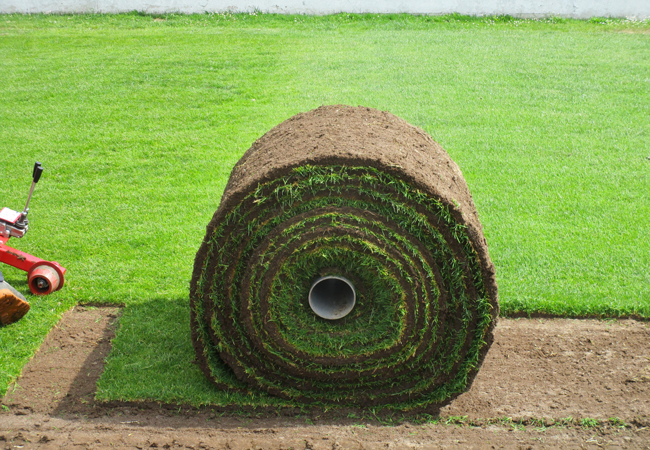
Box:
191 105 498 409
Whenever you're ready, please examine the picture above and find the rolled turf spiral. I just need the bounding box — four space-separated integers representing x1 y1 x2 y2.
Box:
190 105 499 409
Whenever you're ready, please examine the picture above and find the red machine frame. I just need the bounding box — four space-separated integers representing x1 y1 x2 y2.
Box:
0 236 66 295
0 162 67 295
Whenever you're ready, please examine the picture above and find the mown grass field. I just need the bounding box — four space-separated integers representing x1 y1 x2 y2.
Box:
0 13 648 404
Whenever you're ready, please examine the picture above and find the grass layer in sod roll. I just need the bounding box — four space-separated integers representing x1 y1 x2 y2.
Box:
191 162 495 409
0 14 649 405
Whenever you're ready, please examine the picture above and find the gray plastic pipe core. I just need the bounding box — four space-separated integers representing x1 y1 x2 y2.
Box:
308 275 356 320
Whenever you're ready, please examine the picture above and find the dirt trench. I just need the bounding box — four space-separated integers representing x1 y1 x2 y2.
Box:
1 306 649 449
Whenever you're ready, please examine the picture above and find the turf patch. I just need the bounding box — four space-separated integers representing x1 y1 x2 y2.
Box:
191 105 499 409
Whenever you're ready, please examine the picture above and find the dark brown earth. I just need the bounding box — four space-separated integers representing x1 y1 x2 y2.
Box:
2 307 649 449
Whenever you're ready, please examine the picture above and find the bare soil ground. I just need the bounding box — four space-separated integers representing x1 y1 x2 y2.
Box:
1 307 649 449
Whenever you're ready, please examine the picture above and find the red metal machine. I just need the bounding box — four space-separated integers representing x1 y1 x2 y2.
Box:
0 162 66 295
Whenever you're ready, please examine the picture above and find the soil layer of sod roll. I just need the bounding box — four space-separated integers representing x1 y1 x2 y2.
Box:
190 105 499 409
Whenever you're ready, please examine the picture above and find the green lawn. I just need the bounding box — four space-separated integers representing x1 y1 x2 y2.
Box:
0 13 648 404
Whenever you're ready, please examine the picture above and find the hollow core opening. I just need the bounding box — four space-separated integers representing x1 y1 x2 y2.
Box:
308 275 356 320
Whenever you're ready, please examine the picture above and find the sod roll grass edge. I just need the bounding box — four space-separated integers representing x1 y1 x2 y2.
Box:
190 105 499 409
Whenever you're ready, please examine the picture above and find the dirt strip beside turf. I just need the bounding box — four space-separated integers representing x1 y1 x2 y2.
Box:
442 318 650 421
2 414 650 450
2 305 120 416
1 307 649 449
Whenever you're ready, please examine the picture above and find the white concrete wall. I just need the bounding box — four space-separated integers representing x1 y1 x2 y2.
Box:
1 0 649 19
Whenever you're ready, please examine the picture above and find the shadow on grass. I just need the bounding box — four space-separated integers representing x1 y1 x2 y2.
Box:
95 297 254 407
52 307 120 417
87 298 444 425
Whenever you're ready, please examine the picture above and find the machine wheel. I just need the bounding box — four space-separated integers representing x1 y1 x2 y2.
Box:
28 262 65 295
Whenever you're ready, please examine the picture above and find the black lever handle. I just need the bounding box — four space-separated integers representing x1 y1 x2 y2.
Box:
33 161 43 183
